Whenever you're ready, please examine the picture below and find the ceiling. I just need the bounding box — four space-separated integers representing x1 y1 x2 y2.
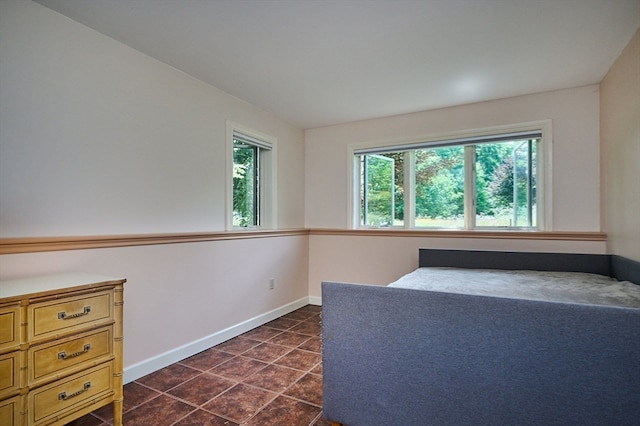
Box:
35 0 639 129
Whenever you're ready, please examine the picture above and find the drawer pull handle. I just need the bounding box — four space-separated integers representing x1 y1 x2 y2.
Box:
58 343 91 360
58 382 91 401
58 306 91 320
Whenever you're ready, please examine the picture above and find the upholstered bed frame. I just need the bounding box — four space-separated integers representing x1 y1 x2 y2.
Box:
321 249 640 426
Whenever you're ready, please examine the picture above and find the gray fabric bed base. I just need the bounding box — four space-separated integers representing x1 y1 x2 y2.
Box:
322 282 640 426
322 250 640 426
418 249 610 274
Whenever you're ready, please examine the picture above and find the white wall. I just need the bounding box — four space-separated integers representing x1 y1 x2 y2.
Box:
601 29 640 262
305 85 601 231
0 0 308 381
0 0 305 237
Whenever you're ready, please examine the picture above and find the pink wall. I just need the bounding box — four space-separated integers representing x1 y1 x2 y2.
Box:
307 234 606 298
0 235 310 378
0 1 309 382
601 29 640 262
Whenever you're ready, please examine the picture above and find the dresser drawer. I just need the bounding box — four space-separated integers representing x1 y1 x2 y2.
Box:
29 290 113 341
29 361 114 425
29 327 113 386
0 395 22 426
0 351 20 399
1 274 124 425
0 304 20 352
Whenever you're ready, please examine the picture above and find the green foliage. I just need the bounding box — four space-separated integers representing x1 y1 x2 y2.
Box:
415 147 464 219
386 152 405 221
488 156 515 207
362 155 395 226
233 143 256 227
487 143 536 212
475 143 513 215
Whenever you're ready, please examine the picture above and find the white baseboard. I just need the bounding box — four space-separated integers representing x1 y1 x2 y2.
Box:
308 295 322 306
123 296 312 383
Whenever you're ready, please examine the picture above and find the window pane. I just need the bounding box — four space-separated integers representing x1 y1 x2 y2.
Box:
361 154 397 226
414 146 464 228
476 140 536 227
390 153 405 227
233 140 257 227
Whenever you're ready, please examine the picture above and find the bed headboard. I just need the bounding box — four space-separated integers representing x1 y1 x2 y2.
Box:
418 249 640 285
418 249 611 275
612 255 640 285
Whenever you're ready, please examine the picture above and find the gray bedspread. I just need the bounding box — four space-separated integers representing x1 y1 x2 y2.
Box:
389 267 640 308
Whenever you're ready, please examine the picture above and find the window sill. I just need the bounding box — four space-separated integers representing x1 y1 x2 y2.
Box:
309 228 606 241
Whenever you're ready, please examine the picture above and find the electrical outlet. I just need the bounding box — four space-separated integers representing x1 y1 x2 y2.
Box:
269 279 275 290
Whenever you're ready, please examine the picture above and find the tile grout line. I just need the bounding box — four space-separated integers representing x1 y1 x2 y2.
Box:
71 306 325 426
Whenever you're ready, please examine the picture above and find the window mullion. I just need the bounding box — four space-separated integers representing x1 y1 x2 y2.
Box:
404 151 415 228
464 146 476 229
255 146 261 227
362 156 368 226
527 140 533 227
354 156 362 228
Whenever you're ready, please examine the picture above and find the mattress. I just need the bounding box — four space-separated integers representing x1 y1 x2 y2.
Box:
388 267 640 308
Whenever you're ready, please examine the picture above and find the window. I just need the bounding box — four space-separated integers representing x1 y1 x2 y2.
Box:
361 154 395 226
353 122 550 230
227 123 276 229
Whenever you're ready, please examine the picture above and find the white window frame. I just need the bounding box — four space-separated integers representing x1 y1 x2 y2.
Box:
348 120 552 230
226 121 277 230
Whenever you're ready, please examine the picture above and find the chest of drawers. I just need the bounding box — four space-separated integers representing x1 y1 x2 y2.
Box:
0 273 125 426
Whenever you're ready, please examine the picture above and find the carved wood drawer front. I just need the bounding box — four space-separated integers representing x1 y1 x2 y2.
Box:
0 305 20 352
1 273 125 425
29 361 114 425
0 351 20 399
0 395 21 426
29 327 113 386
29 291 113 342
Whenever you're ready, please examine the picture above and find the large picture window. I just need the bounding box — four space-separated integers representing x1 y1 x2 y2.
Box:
353 123 549 230
228 123 276 229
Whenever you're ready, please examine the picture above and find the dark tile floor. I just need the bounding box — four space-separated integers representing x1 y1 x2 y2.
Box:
67 305 333 426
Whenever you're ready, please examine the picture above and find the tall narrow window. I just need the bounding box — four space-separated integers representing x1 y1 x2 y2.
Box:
353 123 548 230
231 129 274 228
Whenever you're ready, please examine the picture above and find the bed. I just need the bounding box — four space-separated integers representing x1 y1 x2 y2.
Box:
321 249 640 426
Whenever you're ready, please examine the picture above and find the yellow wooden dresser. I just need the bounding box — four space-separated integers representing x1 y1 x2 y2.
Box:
0 273 125 426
